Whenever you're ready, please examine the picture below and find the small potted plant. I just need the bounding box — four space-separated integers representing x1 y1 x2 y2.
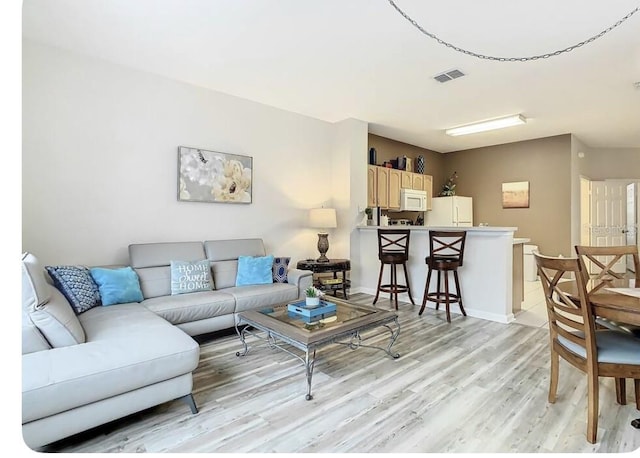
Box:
304 286 323 307
365 207 373 225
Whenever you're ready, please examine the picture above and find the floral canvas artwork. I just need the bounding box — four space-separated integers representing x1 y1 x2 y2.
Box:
178 146 252 204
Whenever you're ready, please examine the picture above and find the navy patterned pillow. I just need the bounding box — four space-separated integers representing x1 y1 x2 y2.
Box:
272 256 290 283
45 265 102 314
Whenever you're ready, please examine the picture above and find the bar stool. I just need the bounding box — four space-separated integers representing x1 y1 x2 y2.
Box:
419 230 467 323
373 229 415 310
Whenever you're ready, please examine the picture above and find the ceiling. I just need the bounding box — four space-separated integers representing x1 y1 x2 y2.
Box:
22 0 640 153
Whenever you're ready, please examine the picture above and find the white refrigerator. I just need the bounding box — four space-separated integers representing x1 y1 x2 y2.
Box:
425 196 473 227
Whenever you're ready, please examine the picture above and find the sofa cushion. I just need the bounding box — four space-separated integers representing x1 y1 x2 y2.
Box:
90 267 144 306
204 238 266 262
225 283 299 312
22 252 51 310
272 256 290 283
210 260 239 290
204 239 266 289
170 260 213 295
141 290 236 325
22 303 199 423
129 241 206 269
135 266 172 299
22 308 51 354
236 255 274 286
45 265 102 313
130 242 207 299
22 253 86 348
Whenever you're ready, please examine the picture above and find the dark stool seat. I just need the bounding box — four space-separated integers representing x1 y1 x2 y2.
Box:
373 229 415 310
420 231 467 323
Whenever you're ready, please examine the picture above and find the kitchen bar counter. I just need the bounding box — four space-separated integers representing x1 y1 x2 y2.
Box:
354 226 518 323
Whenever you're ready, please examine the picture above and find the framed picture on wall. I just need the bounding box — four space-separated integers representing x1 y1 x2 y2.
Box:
502 181 529 208
178 146 253 204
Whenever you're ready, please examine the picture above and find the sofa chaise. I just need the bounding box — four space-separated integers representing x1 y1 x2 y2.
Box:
21 238 313 449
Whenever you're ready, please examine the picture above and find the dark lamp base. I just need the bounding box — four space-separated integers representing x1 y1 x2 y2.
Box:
316 233 330 263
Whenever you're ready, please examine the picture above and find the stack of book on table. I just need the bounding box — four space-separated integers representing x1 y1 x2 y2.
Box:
287 300 337 323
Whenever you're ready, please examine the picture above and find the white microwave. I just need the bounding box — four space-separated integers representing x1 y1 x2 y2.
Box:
399 189 427 211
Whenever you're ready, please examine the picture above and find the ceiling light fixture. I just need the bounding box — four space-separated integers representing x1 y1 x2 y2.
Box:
445 114 527 136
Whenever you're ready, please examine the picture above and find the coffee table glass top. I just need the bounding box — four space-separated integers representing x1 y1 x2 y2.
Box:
257 300 376 333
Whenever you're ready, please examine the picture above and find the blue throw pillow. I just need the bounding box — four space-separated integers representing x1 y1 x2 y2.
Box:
170 260 213 295
90 267 144 306
236 255 275 287
272 256 290 283
45 265 102 314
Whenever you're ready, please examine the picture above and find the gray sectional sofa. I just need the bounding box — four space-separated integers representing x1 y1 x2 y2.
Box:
21 238 313 449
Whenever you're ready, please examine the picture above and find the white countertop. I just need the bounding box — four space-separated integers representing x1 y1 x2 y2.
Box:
513 238 531 245
358 225 517 233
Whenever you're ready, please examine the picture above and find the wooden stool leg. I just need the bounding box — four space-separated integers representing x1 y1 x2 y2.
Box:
453 270 466 316
373 262 384 305
392 263 399 310
402 262 415 305
389 263 394 304
435 270 442 311
444 270 451 323
420 267 432 315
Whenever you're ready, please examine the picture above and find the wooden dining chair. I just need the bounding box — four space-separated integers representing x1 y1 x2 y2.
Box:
534 252 640 443
574 244 640 406
574 245 640 294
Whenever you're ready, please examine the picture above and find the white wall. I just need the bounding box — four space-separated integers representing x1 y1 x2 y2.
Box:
23 41 362 266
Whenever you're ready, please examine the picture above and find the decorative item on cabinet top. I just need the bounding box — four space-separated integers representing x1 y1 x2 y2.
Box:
440 171 458 196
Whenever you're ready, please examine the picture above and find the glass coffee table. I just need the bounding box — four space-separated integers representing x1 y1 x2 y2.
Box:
235 298 400 400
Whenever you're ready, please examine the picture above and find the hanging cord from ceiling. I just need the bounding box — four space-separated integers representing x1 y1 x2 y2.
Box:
387 0 640 62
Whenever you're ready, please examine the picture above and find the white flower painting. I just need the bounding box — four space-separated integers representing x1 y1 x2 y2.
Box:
178 146 252 203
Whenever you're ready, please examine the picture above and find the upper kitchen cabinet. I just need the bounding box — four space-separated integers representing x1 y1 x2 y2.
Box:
367 165 432 211
367 165 377 208
424 174 433 210
368 165 390 209
389 169 401 210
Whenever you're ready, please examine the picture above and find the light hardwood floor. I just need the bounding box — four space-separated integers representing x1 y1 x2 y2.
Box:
42 293 640 453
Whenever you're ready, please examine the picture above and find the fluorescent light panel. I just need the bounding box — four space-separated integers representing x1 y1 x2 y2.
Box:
445 114 526 136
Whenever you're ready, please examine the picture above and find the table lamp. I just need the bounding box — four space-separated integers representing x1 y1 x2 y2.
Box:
309 208 337 262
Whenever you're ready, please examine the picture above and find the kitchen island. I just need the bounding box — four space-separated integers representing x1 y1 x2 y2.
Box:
353 226 520 323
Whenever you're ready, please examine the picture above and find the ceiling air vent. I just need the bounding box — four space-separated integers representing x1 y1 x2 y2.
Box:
434 69 465 83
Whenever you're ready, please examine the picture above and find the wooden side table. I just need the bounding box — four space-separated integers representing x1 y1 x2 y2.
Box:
296 259 351 299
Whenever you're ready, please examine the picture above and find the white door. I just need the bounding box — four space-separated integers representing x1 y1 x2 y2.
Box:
626 183 638 272
580 177 591 245
590 181 627 273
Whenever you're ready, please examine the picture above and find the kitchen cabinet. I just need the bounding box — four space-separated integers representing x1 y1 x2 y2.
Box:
412 173 424 191
401 171 413 189
424 174 433 210
367 165 377 208
367 165 390 208
367 165 433 211
389 169 401 210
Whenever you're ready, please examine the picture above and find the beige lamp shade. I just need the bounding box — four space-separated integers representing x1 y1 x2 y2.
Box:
308 208 337 231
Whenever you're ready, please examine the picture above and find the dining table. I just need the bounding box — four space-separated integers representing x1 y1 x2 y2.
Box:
557 277 640 429
558 278 640 326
